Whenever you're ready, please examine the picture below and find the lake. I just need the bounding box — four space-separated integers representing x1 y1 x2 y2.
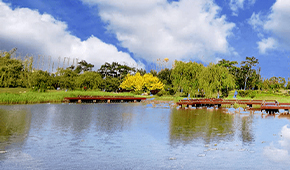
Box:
0 102 290 169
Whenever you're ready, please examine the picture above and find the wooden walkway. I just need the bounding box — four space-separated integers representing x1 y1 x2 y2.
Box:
176 98 290 114
64 96 147 103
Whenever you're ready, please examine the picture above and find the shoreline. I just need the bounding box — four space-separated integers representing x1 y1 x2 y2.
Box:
1 88 290 105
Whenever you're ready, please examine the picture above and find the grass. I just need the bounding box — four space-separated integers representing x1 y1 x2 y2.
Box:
1 88 290 105
226 90 290 103
0 88 147 104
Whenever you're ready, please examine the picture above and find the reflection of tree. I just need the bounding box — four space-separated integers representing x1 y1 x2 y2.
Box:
51 104 93 133
239 115 254 144
0 106 31 150
94 104 134 134
50 104 134 135
169 109 234 145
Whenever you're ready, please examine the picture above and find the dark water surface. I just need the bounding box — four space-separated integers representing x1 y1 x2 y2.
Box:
1 103 290 169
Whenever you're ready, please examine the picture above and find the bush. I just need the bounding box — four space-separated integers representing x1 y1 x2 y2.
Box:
249 91 256 98
237 90 250 97
238 90 257 98
156 90 169 97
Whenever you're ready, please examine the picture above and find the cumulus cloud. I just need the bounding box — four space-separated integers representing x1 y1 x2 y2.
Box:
248 12 264 32
264 125 290 163
257 37 277 54
229 0 256 16
82 0 235 64
250 0 290 54
0 1 138 70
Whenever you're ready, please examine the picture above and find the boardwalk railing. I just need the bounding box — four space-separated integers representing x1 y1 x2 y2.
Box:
177 98 290 114
64 96 147 103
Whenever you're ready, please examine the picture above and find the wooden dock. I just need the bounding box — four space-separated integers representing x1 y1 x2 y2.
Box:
64 96 147 103
176 98 290 114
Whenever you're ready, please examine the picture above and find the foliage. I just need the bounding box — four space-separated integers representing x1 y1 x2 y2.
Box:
237 90 257 98
101 77 121 92
171 61 235 98
30 70 51 92
171 61 204 96
0 50 24 87
98 62 136 79
56 68 77 90
120 72 164 92
71 60 94 74
76 71 103 90
2 48 290 99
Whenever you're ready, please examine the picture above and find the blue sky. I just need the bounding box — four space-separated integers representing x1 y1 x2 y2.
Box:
1 0 290 79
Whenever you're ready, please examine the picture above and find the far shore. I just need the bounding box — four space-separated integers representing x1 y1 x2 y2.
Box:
1 88 290 105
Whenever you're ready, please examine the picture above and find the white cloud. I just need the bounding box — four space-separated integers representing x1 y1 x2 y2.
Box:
0 1 138 70
264 125 290 163
264 0 290 47
251 0 290 54
229 0 256 16
82 0 235 64
248 12 263 31
257 37 277 54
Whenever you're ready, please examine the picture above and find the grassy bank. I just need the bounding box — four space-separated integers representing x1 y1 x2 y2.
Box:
0 88 145 104
226 90 290 103
1 88 290 105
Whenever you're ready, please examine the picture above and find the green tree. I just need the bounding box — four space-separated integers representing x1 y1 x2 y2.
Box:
56 68 77 90
240 56 259 90
199 64 235 97
30 70 51 92
74 60 94 74
76 71 103 90
0 50 24 87
171 61 204 96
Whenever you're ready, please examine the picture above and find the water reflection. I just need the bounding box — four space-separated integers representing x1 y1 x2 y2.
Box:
169 108 234 145
92 104 133 134
239 114 255 144
0 106 31 150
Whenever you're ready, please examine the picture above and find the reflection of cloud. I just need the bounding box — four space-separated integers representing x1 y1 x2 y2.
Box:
279 125 290 148
264 146 289 162
264 125 290 163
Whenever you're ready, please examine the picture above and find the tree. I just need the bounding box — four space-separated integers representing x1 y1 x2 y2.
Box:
76 71 103 90
171 61 204 96
0 50 24 87
199 64 235 97
217 59 238 75
56 68 77 90
240 56 259 90
120 72 164 92
98 62 136 79
74 60 94 74
30 70 51 92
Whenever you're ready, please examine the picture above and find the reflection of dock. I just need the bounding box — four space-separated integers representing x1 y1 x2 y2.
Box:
64 96 147 103
176 99 290 114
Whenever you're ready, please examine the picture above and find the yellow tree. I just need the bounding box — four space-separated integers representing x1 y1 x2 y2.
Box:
120 72 164 92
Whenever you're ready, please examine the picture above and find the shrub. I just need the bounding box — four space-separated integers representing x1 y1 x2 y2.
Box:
237 90 249 97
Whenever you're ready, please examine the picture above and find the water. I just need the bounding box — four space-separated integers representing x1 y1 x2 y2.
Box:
0 103 290 169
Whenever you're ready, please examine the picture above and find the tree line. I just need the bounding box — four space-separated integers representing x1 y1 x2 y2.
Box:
1 49 289 97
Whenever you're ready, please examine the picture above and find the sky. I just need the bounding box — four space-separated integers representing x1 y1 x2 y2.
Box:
0 0 290 78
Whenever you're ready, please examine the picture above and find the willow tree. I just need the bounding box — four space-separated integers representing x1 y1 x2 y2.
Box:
171 61 235 98
171 61 204 96
199 63 235 98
